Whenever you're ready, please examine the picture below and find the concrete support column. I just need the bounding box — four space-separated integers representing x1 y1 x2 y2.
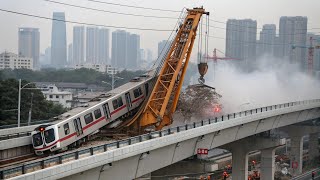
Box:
260 147 276 180
309 133 319 160
230 148 248 180
290 135 303 176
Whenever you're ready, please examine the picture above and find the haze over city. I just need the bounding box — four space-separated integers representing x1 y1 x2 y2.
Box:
1 0 320 59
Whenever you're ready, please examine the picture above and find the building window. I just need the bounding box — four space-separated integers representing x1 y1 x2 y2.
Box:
94 109 102 119
63 123 70 135
49 95 53 98
56 95 59 98
84 113 94 124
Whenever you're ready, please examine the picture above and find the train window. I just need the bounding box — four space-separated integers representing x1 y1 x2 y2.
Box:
63 123 70 135
117 97 123 107
84 113 94 124
112 99 118 109
44 129 55 144
32 132 43 147
94 109 102 119
134 87 142 98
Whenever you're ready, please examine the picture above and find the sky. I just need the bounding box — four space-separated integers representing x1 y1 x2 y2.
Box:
0 0 319 61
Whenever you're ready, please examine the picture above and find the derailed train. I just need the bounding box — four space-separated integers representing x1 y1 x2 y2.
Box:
31 73 153 155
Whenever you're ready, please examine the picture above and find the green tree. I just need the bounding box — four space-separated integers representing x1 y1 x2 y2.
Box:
0 79 66 126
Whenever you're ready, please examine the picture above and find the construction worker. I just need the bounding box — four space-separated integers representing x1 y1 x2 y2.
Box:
312 171 315 180
223 171 228 180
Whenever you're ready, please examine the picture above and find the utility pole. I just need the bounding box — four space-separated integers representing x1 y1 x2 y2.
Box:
18 79 21 127
28 93 34 126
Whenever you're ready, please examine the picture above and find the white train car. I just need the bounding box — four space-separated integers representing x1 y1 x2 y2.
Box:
31 73 153 155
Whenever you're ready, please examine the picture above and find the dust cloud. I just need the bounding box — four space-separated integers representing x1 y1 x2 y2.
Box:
204 56 320 113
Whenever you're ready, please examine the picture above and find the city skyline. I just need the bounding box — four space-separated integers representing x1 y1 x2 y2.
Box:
1 0 319 61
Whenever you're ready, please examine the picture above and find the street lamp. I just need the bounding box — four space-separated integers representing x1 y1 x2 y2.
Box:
18 79 38 127
102 70 123 90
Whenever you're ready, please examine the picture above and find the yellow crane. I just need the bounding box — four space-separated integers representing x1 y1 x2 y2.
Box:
124 7 209 131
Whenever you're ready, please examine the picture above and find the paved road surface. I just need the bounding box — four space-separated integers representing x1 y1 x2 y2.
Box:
292 168 320 180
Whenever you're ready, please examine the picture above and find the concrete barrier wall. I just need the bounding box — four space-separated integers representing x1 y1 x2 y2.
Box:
11 102 320 180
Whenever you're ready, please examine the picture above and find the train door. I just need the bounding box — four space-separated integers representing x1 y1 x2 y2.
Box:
73 118 83 136
144 83 149 96
103 103 111 119
125 92 132 110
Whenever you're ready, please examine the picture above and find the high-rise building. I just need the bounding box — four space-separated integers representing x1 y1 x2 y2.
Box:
259 24 276 57
68 44 73 64
18 28 40 69
112 30 128 68
98 28 110 64
279 16 308 67
86 27 110 64
127 34 140 69
72 26 85 65
158 40 170 61
146 49 153 62
51 12 67 68
111 30 140 69
86 27 99 64
225 19 257 60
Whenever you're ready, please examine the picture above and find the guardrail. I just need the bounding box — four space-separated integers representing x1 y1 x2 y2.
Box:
1 99 319 179
0 120 53 130
0 132 32 141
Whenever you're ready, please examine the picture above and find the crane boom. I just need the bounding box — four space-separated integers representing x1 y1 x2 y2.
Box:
138 7 209 130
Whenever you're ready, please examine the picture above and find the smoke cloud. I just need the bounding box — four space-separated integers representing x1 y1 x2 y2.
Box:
203 56 320 113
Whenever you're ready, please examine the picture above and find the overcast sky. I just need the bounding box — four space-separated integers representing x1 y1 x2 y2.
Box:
0 0 319 61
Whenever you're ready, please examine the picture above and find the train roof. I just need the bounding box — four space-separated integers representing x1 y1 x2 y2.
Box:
52 70 155 125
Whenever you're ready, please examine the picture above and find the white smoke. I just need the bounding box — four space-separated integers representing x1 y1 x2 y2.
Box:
204 55 320 113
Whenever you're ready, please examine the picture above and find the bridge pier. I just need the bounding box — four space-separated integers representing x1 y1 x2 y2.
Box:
222 135 285 180
282 125 320 176
260 147 277 180
309 132 319 160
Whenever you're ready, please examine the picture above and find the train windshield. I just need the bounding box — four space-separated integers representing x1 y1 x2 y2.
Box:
32 133 43 147
44 129 55 144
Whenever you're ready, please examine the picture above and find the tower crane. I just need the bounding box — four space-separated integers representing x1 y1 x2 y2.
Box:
205 48 240 62
123 7 209 132
292 37 320 74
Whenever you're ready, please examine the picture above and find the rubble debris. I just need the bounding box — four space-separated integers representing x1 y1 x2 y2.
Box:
175 84 222 123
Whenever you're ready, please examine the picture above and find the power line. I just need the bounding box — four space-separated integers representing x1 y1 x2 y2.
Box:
43 0 320 37
209 25 320 36
0 8 173 32
210 19 320 31
44 0 181 19
86 0 181 13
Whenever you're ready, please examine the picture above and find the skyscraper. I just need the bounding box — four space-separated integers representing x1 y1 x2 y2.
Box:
68 44 73 64
18 28 40 69
111 30 140 69
127 34 140 69
225 19 257 60
86 27 99 64
307 33 320 71
51 12 67 68
279 16 308 66
72 26 85 65
158 40 170 61
112 30 128 68
259 24 276 57
98 28 110 64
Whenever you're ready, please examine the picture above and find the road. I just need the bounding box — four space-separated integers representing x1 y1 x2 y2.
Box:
292 168 320 180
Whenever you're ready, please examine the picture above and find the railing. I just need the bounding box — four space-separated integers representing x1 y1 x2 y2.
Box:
1 99 319 179
0 119 53 130
0 132 31 141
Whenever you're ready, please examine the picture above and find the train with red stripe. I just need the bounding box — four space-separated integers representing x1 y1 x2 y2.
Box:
31 73 153 155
